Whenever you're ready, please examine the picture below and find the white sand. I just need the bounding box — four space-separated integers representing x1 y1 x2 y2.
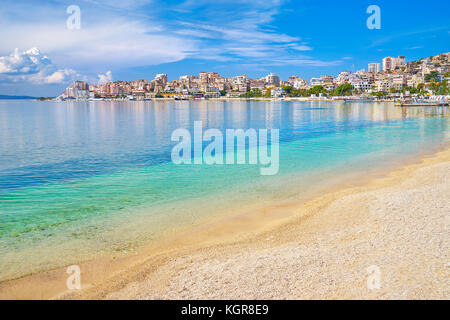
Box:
107 154 449 300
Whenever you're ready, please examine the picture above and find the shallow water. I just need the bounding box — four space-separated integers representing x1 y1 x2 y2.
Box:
0 100 448 280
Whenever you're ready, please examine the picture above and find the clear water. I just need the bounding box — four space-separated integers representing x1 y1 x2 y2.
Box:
0 100 448 280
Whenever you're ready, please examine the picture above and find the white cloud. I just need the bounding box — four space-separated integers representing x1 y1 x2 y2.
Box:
170 1 323 63
288 45 313 51
0 0 315 69
268 58 343 67
84 0 153 9
0 48 50 75
0 0 196 71
0 47 78 84
41 69 78 84
0 20 193 70
98 70 113 84
0 0 340 84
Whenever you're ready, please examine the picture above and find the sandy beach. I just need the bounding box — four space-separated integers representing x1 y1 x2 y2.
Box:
101 149 449 300
1 148 449 300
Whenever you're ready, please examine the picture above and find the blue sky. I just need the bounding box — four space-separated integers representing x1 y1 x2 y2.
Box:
0 0 449 96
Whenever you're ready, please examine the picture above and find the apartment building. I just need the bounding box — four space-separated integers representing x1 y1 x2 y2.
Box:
368 63 380 73
265 73 280 86
382 56 406 72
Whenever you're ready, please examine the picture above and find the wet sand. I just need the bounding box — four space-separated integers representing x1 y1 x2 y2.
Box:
1 148 449 300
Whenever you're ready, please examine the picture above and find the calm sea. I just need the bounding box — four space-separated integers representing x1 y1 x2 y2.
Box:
0 100 448 280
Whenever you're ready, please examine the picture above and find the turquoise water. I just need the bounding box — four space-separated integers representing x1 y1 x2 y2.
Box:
0 100 449 280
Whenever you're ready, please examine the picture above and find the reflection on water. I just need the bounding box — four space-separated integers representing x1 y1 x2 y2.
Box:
1 100 448 190
0 100 448 280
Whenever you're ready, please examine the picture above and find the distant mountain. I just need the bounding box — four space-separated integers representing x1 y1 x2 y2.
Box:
0 95 37 100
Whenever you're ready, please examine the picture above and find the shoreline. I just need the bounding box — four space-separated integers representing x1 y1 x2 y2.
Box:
0 146 448 299
107 147 449 300
40 97 394 103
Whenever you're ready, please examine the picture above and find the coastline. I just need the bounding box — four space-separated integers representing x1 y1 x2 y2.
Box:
107 147 449 300
0 146 448 299
45 97 395 103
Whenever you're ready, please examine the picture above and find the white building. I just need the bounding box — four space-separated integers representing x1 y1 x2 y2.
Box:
392 74 407 91
288 76 308 89
265 73 281 86
382 56 406 72
368 63 380 73
65 81 90 99
376 79 392 92
271 87 285 98
351 79 372 92
334 72 351 85
309 77 322 86
154 74 168 85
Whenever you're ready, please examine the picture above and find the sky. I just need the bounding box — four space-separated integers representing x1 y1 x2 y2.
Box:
0 0 449 96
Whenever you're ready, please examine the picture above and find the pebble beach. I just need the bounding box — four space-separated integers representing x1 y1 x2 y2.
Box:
104 149 449 300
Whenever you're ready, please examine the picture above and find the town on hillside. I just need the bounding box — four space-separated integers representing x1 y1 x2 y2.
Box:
58 53 450 102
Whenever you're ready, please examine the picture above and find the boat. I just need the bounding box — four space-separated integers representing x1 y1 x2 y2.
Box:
395 98 449 107
342 96 374 103
396 102 448 107
344 99 374 103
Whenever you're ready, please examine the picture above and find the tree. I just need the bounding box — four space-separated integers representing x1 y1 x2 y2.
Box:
251 88 262 97
240 88 262 98
282 85 293 96
371 91 387 98
310 85 326 96
436 80 449 95
403 86 419 94
425 71 440 83
333 83 353 96
291 88 310 97
429 82 440 92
